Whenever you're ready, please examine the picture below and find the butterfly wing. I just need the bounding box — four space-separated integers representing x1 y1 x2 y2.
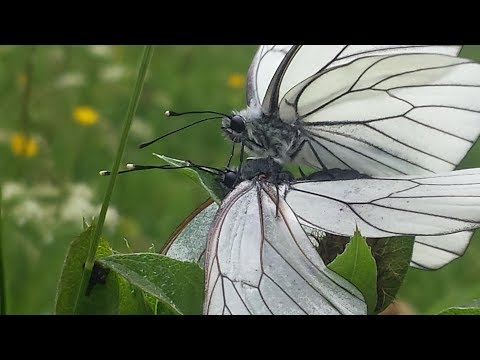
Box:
286 168 480 237
247 45 293 107
162 199 218 267
247 45 462 114
277 53 480 175
411 231 474 270
204 180 366 315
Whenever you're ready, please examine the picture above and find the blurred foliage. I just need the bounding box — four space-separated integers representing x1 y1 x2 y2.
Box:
1 45 480 314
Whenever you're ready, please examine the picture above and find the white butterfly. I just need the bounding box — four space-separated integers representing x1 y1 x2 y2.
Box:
220 45 480 270
222 45 480 174
205 164 480 314
161 158 480 314
164 198 472 271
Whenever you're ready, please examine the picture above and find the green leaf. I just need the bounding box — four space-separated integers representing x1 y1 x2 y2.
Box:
55 224 152 314
367 236 415 313
117 276 153 315
315 230 414 314
55 223 117 314
437 307 480 315
77 261 120 314
142 292 179 315
98 253 204 315
328 228 378 314
154 154 226 203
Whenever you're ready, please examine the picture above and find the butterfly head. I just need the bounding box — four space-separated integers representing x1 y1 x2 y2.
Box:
222 113 246 143
219 170 238 189
223 105 301 163
222 106 270 154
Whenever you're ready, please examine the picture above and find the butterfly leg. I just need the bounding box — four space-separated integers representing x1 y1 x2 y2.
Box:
275 184 280 218
225 141 236 169
234 141 246 186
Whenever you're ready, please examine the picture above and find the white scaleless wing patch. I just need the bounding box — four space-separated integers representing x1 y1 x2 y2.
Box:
248 45 461 114
163 201 219 268
203 180 366 315
410 231 474 270
286 168 480 238
278 53 480 175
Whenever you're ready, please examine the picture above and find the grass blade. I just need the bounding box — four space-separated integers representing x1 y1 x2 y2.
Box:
72 45 155 314
0 186 5 314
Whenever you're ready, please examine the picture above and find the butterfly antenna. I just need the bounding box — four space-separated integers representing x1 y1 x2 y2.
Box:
184 160 225 176
138 115 223 149
165 110 230 118
99 164 186 176
99 162 225 177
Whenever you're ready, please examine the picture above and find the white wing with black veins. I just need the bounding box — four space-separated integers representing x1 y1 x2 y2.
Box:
204 180 366 315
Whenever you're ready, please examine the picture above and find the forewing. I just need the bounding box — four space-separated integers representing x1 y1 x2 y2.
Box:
257 45 461 114
247 45 292 107
204 180 366 315
279 53 480 175
286 168 480 238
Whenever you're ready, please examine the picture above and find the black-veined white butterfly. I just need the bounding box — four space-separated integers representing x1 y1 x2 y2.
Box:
130 46 480 313
159 157 480 314
223 45 480 176
218 45 480 271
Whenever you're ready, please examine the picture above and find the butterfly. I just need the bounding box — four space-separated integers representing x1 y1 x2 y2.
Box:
222 45 480 176
218 45 480 270
159 157 480 314
130 46 480 313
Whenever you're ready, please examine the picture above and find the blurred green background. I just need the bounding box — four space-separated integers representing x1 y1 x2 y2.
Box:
1 45 480 314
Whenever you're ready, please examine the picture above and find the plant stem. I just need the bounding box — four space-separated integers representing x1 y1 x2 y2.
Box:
0 186 5 314
72 45 155 314
21 46 35 138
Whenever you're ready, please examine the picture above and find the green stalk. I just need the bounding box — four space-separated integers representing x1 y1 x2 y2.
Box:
72 45 154 313
0 186 5 314
20 46 35 139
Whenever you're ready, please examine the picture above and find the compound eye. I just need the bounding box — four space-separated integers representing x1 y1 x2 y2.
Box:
222 171 237 189
230 115 245 133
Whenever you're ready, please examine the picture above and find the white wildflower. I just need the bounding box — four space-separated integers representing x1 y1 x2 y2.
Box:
12 199 48 226
60 183 96 223
3 182 26 201
69 183 94 201
99 64 127 82
130 117 153 139
55 72 86 89
88 45 112 58
104 207 120 229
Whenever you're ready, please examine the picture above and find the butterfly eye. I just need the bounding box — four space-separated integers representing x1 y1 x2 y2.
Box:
222 171 238 189
229 115 245 133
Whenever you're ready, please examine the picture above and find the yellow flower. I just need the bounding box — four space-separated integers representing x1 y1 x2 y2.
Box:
10 133 38 158
227 73 245 89
73 106 99 126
